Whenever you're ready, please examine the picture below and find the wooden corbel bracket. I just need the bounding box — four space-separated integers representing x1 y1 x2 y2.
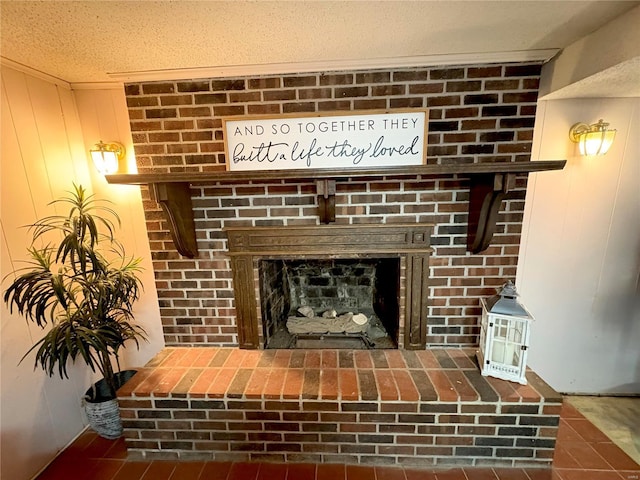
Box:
467 173 516 254
151 182 198 258
316 179 336 224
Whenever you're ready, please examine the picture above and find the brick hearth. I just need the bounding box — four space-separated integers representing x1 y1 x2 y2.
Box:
117 347 561 468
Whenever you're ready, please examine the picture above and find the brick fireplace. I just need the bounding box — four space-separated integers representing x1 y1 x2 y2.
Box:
115 62 564 467
124 62 544 348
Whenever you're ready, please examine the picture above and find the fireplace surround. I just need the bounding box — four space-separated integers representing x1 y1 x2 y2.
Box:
225 224 433 350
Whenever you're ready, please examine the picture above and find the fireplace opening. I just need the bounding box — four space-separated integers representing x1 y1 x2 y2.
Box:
259 258 400 349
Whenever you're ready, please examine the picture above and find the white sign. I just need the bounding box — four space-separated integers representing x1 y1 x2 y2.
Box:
223 110 427 171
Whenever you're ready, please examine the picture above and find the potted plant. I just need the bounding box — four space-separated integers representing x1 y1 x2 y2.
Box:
3 184 146 439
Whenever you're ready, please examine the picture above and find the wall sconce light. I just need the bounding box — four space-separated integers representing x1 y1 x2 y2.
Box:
90 141 125 175
569 119 616 156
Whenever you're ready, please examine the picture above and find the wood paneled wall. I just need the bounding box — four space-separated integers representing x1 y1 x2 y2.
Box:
1 65 163 480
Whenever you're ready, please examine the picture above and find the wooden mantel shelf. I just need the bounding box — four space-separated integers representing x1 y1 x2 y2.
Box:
106 160 566 258
106 161 565 184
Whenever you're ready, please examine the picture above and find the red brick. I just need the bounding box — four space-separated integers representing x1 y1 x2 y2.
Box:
374 370 399 401
339 370 359 401
392 370 420 402
282 369 305 399
427 370 458 402
263 368 287 399
320 369 339 400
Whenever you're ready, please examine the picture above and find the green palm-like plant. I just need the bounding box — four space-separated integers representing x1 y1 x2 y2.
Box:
4 184 146 398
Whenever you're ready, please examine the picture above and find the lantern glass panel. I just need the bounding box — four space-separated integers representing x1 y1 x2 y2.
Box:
490 317 524 367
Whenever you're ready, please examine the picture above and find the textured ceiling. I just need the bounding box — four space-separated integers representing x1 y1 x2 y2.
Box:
1 1 638 87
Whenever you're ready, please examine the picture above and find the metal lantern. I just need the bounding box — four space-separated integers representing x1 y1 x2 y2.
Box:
477 281 533 385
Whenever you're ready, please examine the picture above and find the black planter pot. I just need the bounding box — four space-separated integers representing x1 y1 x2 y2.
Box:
83 369 137 439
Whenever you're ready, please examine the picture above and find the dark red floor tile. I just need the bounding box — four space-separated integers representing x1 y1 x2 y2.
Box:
103 437 129 459
113 462 152 480
140 461 178 480
317 463 346 480
83 435 122 459
555 469 624 480
374 465 406 480
228 461 260 480
462 467 498 480
37 457 97 480
561 442 612 470
286 462 317 480
560 403 585 419
564 418 611 443
523 468 554 480
591 442 640 470
493 468 529 480
256 462 288 480
200 461 233 480
553 445 582 469
403 468 437 480
68 430 100 452
86 459 126 480
170 461 206 479
346 464 376 480
556 420 584 443
618 471 640 480
434 468 467 480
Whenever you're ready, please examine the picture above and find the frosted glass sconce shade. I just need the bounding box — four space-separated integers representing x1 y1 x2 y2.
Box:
90 141 125 175
569 119 616 156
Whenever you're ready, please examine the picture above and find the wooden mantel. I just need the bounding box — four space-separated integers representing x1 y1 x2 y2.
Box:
106 161 566 258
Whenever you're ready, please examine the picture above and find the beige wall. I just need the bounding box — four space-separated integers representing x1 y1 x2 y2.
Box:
517 96 640 394
73 88 165 369
539 5 640 99
1 65 162 480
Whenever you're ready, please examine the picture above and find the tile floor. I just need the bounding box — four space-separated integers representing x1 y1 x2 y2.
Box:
565 396 640 466
36 401 639 480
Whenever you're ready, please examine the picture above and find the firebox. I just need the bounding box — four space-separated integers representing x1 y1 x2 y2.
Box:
225 223 433 350
259 258 400 349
